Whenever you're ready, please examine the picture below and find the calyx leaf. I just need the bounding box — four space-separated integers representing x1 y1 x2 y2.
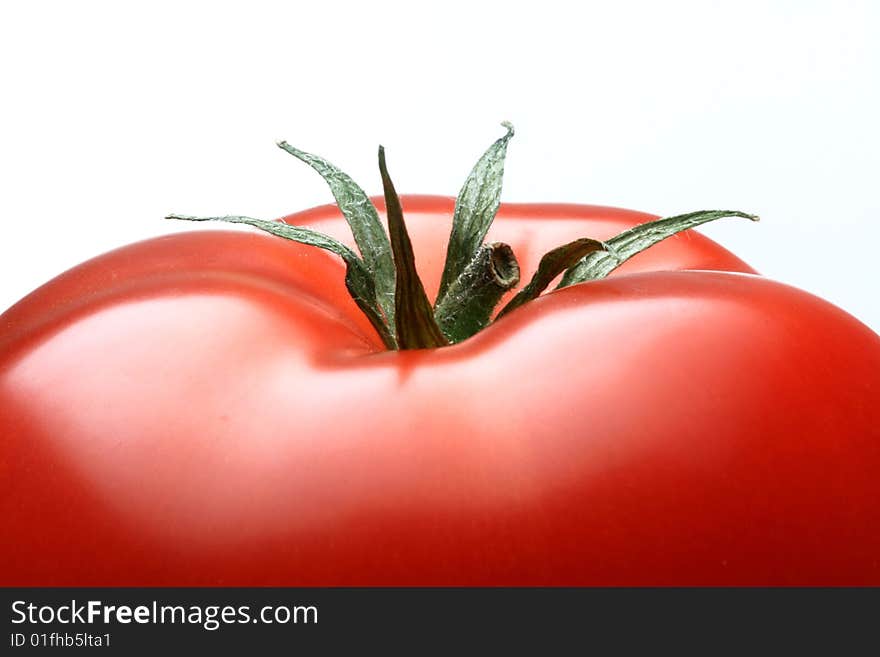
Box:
165 214 396 349
558 210 759 288
378 148 448 350
435 122 515 309
277 141 396 330
496 238 605 320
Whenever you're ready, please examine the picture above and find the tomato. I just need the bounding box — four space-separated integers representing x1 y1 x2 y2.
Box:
2 195 879 585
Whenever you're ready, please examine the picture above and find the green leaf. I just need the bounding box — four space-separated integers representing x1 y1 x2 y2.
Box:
496 238 605 320
276 141 396 331
377 148 448 350
558 210 759 288
435 242 520 343
435 122 515 308
165 214 396 349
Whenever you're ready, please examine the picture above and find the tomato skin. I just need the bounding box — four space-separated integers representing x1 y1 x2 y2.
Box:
2 196 878 585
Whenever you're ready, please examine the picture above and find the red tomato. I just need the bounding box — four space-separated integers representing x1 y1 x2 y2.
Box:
1 196 878 585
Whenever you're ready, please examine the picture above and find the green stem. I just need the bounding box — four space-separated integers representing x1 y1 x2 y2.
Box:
435 242 520 343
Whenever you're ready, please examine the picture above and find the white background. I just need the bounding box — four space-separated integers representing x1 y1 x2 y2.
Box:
1 1 877 331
